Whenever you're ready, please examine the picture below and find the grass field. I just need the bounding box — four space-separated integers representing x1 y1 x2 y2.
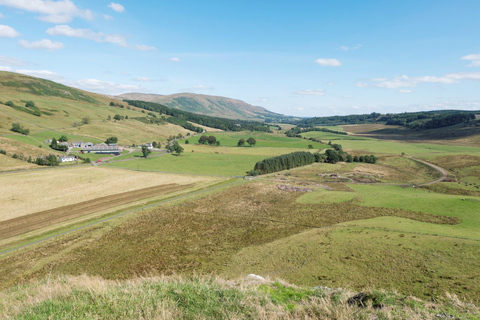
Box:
0 166 222 221
105 152 267 176
0 154 37 172
184 132 329 149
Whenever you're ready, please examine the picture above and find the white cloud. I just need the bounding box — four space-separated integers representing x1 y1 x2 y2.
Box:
327 82 334 86
133 76 154 82
0 12 4 18
445 72 480 81
340 44 361 51
121 72 130 75
192 85 213 90
371 77 387 82
103 14 113 20
47 25 127 47
136 44 156 51
169 57 180 62
0 0 93 23
0 66 13 71
0 24 20 37
355 82 369 88
75 78 140 94
16 69 63 80
18 39 64 50
397 89 412 94
0 55 27 66
108 2 124 13
295 89 325 96
461 53 480 61
296 107 304 111
342 94 352 98
315 58 341 67
353 44 362 50
340 46 349 51
467 60 480 67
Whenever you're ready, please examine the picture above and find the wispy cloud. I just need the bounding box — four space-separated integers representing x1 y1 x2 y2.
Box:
461 53 480 67
315 58 341 67
342 94 352 98
169 57 180 62
18 39 64 51
136 44 156 51
356 72 480 89
75 78 140 94
47 25 127 47
103 14 113 20
133 76 154 82
182 85 214 91
16 69 63 80
107 2 124 13
0 24 20 37
0 55 26 66
0 12 4 18
295 89 325 96
340 44 362 51
0 0 93 23
397 89 412 94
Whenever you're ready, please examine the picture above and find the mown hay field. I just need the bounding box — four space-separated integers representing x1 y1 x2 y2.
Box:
0 166 222 221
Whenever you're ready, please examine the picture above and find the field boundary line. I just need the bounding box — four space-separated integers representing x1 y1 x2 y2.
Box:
0 179 243 258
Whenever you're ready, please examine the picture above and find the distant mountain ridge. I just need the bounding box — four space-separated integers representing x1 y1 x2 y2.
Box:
117 92 286 121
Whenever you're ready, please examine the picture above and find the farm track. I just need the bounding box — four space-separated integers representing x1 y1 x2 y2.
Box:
0 183 193 240
410 157 449 186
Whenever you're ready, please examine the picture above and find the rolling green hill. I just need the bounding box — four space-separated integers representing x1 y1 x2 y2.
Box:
0 71 197 146
117 92 290 121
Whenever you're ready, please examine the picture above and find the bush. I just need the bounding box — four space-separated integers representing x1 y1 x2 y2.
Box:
0 149 6 155
11 122 30 135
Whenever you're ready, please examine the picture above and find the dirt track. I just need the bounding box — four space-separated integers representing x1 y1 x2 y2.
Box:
0 183 193 240
410 157 449 186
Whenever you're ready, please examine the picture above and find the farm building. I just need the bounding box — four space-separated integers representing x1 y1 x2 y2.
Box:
71 141 93 148
58 155 75 162
82 143 120 155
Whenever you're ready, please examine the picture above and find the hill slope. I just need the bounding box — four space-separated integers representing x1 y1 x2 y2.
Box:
0 71 195 146
117 92 286 121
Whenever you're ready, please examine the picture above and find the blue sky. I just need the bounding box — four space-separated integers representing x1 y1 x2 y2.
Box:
1 0 480 117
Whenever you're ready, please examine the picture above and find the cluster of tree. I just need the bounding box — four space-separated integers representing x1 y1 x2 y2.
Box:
250 151 316 175
295 113 379 127
285 126 347 138
50 138 68 151
124 100 272 132
198 135 220 146
10 122 30 135
166 141 184 154
166 116 203 133
0 149 6 155
109 114 128 121
73 117 91 127
5 100 42 117
109 101 125 108
237 138 256 147
294 110 478 129
316 149 377 164
34 155 59 166
409 113 475 130
105 137 118 144
141 145 151 158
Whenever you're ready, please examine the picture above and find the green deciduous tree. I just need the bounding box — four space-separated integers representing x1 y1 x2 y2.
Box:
246 137 256 147
141 145 151 158
237 139 245 147
105 137 118 144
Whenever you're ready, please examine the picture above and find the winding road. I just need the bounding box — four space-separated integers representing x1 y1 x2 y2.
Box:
409 157 449 186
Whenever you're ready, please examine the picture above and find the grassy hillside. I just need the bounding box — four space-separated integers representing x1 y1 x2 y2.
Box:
0 71 200 165
1 275 477 320
118 92 288 121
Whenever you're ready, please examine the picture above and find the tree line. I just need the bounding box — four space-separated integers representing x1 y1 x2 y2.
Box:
250 151 316 175
124 100 272 132
285 126 348 137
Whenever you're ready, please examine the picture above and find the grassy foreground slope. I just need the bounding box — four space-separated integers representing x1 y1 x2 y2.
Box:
1 275 478 320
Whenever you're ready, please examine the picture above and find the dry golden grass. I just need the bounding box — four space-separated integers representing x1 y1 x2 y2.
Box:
0 166 221 222
0 154 37 171
0 137 60 157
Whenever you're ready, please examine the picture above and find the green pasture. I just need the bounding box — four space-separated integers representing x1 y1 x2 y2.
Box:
296 189 357 204
105 152 267 176
184 131 329 149
31 130 103 144
340 184 480 240
301 131 369 141
4 134 49 148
